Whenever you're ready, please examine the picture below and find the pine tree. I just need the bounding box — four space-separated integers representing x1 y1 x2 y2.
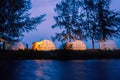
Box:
52 0 82 42
96 0 120 41
80 0 120 49
80 0 98 49
0 0 46 41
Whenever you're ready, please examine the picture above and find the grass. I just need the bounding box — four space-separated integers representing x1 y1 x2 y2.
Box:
0 49 120 60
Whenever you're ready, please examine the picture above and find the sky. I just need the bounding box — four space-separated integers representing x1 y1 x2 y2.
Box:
22 0 120 49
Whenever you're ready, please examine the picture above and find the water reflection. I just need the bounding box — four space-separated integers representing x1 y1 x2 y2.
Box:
35 60 54 80
0 60 120 80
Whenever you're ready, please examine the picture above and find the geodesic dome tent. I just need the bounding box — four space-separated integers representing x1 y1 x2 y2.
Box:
32 42 40 50
65 40 86 50
32 40 56 51
0 38 4 42
5 42 24 50
99 40 118 50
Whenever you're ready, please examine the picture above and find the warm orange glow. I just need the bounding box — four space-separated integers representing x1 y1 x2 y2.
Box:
32 40 56 51
0 38 4 42
65 40 86 50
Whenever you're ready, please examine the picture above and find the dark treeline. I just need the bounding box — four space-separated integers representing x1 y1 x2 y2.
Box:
0 50 120 60
52 0 120 49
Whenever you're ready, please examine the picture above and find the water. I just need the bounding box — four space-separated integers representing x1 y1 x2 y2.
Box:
0 60 120 80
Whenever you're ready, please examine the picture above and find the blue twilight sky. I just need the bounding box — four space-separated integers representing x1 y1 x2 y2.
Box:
22 0 120 49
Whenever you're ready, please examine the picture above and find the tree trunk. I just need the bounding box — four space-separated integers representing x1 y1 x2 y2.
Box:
91 37 94 50
3 42 5 50
0 43 1 50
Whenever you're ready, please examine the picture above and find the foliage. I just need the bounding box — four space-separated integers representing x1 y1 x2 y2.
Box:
0 0 46 41
79 0 120 49
52 0 83 42
79 0 98 49
59 42 66 49
96 0 120 40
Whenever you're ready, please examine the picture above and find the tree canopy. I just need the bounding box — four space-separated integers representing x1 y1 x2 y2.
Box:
0 0 46 41
96 0 120 40
52 0 83 42
53 0 120 49
79 0 120 49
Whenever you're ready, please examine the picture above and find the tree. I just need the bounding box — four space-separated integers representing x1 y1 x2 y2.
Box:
80 0 120 49
0 0 46 41
79 0 99 49
96 0 120 40
52 0 82 42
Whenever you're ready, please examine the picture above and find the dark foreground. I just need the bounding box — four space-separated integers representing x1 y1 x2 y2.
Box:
0 49 120 60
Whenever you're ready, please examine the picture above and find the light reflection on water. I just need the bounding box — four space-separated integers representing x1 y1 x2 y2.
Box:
0 60 120 80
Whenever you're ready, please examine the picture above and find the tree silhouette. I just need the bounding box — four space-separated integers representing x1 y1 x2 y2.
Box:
79 0 98 49
52 0 82 42
96 0 120 40
80 0 120 49
0 0 46 41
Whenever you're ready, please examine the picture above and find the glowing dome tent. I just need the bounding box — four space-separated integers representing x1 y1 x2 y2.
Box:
0 38 4 42
32 40 56 51
5 42 24 50
99 40 118 50
65 40 86 50
32 42 41 50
